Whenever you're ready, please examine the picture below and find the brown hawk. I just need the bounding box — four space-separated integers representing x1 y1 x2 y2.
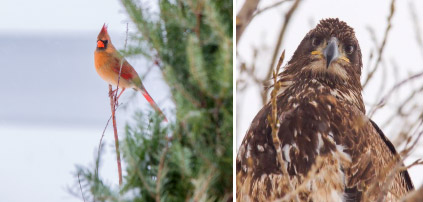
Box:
236 18 414 201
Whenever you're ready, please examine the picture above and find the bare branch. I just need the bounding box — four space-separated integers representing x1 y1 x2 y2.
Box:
78 173 86 202
409 1 423 58
268 50 299 202
108 23 129 186
265 0 301 102
362 0 396 88
368 71 423 117
236 0 260 43
252 0 293 18
109 85 123 185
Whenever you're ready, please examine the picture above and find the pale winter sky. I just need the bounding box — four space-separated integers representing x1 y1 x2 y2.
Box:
237 0 423 187
0 0 127 33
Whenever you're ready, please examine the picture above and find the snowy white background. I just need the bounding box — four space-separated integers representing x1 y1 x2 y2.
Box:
237 0 423 188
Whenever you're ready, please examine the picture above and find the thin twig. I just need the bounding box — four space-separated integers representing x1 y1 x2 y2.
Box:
97 114 113 177
108 23 130 186
368 71 423 117
77 173 86 202
252 0 293 18
98 115 112 152
114 23 130 105
268 51 299 202
236 0 260 43
109 84 123 185
362 0 396 88
409 1 423 58
266 0 301 103
405 159 423 169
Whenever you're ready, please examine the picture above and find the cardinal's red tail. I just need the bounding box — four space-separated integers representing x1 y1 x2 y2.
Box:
141 90 168 122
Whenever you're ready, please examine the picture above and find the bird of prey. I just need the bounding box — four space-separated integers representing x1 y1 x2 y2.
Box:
236 18 414 201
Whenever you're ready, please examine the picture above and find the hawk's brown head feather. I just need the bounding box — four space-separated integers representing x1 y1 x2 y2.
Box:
285 18 362 91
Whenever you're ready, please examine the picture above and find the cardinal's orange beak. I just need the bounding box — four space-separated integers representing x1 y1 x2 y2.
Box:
97 40 105 48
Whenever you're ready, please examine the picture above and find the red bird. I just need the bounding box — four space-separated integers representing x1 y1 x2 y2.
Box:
94 24 167 122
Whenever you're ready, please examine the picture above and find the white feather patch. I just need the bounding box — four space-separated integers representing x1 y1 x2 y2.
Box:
282 144 291 163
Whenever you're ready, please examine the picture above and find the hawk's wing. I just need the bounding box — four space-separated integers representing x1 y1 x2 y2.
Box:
368 120 414 190
343 118 414 201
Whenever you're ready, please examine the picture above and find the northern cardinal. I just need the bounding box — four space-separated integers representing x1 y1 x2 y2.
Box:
94 24 167 122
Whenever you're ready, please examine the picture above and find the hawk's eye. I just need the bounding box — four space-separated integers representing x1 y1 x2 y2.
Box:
345 45 354 54
311 37 321 47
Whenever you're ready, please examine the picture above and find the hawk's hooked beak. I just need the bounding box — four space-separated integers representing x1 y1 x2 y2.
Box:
323 37 339 68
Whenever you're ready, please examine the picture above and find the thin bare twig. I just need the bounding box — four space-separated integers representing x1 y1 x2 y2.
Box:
409 2 423 58
368 71 423 117
268 51 299 202
405 159 423 170
98 115 112 152
114 23 130 105
97 114 113 178
236 0 260 43
109 85 123 185
252 0 293 18
266 0 301 102
77 173 86 202
109 23 129 186
362 0 396 88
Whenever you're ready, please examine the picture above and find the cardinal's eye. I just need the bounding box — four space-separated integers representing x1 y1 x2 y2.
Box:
345 45 354 54
311 37 321 47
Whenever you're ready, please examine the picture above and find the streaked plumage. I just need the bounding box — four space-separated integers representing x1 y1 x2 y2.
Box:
236 18 413 201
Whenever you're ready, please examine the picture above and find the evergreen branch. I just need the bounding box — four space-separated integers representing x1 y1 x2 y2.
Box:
155 140 169 202
125 144 156 199
203 0 233 97
192 169 216 201
204 0 229 42
187 36 210 97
